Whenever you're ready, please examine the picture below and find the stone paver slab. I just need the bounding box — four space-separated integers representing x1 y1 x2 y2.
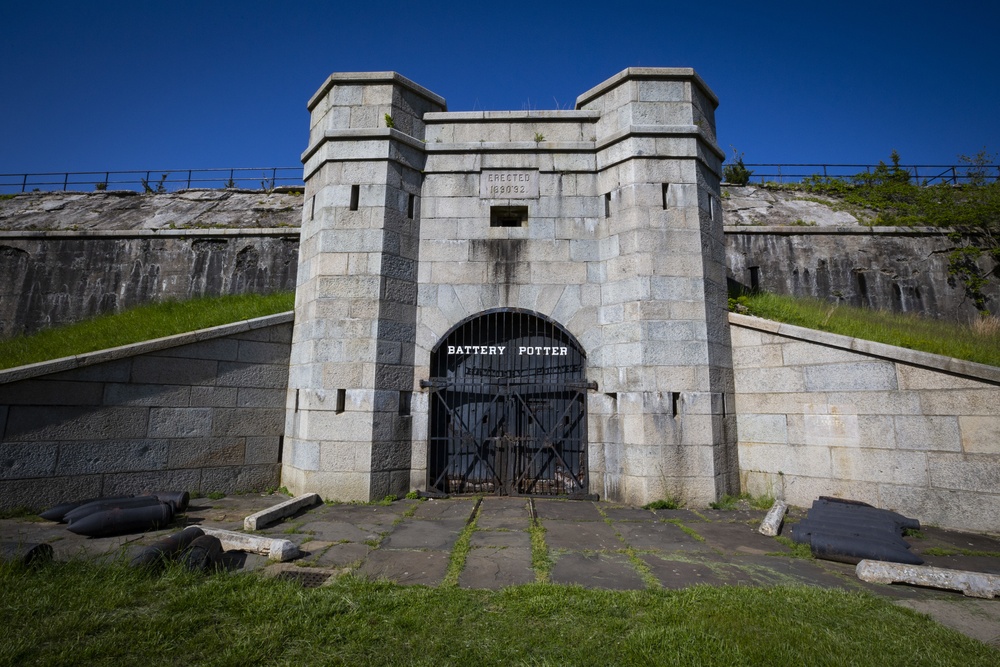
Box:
533 499 602 521
460 547 535 589
312 542 371 568
284 520 379 544
411 498 478 520
649 509 710 523
380 519 466 550
601 507 657 522
357 549 450 586
551 551 645 590
470 530 531 549
305 503 405 530
641 554 733 589
686 520 787 555
477 515 529 531
615 521 712 552
728 554 856 590
543 519 621 551
896 599 1000 647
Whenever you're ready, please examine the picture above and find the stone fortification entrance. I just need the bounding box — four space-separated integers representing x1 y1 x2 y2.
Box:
424 309 590 497
283 68 738 506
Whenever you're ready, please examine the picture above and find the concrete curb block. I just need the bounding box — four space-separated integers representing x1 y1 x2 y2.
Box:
758 500 788 537
244 493 321 531
856 559 1000 599
200 527 300 562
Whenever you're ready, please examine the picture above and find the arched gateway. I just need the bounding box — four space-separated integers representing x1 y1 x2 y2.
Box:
423 309 593 496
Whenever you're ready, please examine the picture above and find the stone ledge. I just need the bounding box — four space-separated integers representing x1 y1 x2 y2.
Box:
728 312 1000 385
425 110 601 122
723 225 943 236
307 71 447 112
0 228 300 240
0 312 294 385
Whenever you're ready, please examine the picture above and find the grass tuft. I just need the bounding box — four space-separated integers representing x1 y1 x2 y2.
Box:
0 291 294 370
442 499 480 587
528 516 553 583
643 497 682 510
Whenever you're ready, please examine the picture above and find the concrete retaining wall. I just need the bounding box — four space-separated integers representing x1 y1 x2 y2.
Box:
0 229 299 338
731 312 1000 533
726 226 1000 320
0 313 292 511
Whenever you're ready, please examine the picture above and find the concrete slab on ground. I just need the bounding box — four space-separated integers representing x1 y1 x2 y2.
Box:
357 549 451 586
380 518 466 550
551 551 646 590
460 546 535 589
533 499 603 521
543 519 622 551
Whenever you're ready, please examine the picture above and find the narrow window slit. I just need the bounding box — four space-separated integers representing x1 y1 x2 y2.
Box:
336 388 346 414
349 185 359 211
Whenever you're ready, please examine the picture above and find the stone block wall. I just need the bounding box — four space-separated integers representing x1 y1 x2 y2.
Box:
730 312 1000 533
0 229 299 338
726 226 1000 320
0 314 291 510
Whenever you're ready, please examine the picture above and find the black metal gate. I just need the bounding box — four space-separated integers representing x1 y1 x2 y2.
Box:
423 309 592 496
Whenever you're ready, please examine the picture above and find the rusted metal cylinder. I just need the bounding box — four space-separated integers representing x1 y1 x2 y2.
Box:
130 526 205 569
64 496 163 525
151 491 190 513
39 496 133 523
67 502 174 538
181 535 224 572
0 542 54 565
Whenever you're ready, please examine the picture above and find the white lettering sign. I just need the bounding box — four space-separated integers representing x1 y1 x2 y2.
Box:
447 345 506 356
517 346 569 356
445 345 570 356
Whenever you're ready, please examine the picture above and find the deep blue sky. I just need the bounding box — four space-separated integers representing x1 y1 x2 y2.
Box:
2 0 998 177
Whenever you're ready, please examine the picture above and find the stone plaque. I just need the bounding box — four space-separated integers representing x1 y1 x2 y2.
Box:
480 170 539 199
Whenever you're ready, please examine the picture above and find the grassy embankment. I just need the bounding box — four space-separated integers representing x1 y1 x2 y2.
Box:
734 292 1000 368
0 291 294 371
1 559 996 666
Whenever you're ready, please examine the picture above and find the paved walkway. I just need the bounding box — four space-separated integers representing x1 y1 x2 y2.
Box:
3 494 999 647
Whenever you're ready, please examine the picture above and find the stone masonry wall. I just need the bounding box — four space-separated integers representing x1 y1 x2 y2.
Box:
730 312 1000 533
0 229 299 338
0 313 291 511
726 226 1000 320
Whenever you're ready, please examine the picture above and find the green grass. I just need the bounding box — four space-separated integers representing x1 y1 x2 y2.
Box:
0 291 294 371
1 560 995 666
734 292 1000 368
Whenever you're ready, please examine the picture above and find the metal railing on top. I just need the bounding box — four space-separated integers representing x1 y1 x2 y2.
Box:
0 167 303 194
738 163 1000 186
